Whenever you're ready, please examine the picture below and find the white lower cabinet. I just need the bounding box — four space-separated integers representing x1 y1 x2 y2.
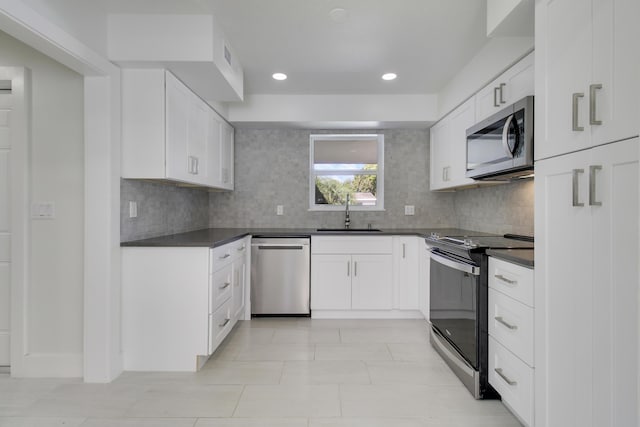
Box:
311 235 425 318
488 256 535 427
122 237 250 372
489 336 534 426
535 137 638 427
311 236 401 316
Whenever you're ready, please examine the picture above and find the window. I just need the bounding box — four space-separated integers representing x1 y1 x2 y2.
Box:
309 134 384 211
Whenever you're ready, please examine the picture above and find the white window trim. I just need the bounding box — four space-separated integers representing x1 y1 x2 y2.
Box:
309 134 385 211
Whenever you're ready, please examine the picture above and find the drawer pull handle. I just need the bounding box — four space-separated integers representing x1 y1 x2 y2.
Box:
219 253 231 260
218 318 230 328
219 282 231 290
495 368 518 386
495 316 518 330
494 274 517 285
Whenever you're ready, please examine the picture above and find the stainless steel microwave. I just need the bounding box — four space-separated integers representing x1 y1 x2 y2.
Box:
466 96 534 180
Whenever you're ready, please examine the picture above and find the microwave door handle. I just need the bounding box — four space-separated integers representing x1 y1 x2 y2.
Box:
501 114 516 158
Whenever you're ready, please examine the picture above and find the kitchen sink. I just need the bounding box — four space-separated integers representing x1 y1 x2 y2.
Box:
316 228 383 232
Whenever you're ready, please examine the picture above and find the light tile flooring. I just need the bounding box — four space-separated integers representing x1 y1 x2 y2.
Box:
0 319 522 426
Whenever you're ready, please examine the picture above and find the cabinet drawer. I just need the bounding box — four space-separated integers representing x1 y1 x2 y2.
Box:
209 297 233 354
488 257 534 307
311 236 392 254
489 336 534 427
210 263 233 313
231 238 248 258
211 243 235 270
489 288 534 366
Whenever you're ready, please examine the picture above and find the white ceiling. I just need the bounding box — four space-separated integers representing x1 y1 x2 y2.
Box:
89 0 491 97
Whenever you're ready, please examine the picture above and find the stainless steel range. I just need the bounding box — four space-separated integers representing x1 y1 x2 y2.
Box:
426 232 534 399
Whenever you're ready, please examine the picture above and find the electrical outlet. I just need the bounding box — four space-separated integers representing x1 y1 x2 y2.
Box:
31 201 55 219
276 205 284 215
129 201 138 218
404 205 415 216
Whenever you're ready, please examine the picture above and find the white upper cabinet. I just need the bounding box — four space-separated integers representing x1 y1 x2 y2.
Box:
535 0 639 160
475 52 534 123
430 98 477 190
122 69 234 190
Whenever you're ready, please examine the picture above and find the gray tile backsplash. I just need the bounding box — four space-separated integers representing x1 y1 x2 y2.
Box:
453 179 534 236
208 129 458 229
120 178 210 241
119 129 534 240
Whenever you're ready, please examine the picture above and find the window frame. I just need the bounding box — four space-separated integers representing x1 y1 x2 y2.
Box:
309 133 385 211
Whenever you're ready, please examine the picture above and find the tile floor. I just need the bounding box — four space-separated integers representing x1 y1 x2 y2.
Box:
0 319 522 426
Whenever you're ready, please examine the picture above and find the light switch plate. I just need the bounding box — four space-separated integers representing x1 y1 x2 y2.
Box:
129 201 138 218
276 205 284 215
31 201 55 219
404 205 415 215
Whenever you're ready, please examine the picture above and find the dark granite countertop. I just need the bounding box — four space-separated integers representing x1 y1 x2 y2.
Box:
121 227 497 248
487 248 535 268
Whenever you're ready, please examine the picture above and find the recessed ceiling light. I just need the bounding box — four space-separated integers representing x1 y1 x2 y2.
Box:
382 73 397 81
272 73 287 81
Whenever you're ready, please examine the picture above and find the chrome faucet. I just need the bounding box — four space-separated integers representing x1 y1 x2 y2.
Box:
344 194 351 229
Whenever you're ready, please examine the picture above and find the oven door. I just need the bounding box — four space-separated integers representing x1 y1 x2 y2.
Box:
429 249 480 369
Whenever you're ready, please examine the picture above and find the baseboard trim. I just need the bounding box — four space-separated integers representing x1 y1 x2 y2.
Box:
14 353 83 378
311 310 425 319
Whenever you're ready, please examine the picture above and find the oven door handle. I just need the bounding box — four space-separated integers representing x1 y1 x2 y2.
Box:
430 252 480 276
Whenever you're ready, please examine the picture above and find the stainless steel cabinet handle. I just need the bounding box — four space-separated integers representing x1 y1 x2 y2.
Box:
494 86 500 107
219 282 231 290
499 83 506 104
354 261 358 277
572 93 584 131
218 318 230 328
494 274 517 285
194 157 199 175
219 253 231 259
402 243 406 259
589 84 603 125
495 368 518 386
347 261 350 277
572 169 585 207
589 165 602 206
495 316 518 330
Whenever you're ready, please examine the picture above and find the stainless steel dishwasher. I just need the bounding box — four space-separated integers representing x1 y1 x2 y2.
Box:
250 237 311 316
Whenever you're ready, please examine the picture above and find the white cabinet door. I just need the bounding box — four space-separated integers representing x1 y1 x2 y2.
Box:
207 111 222 188
351 254 393 310
429 119 451 191
590 0 639 147
220 122 234 190
535 0 639 160
475 52 534 123
448 98 476 187
430 98 476 190
589 140 639 426
311 254 352 310
393 237 420 310
535 137 639 427
418 243 431 320
232 247 247 320
186 96 209 185
535 148 593 427
165 72 191 182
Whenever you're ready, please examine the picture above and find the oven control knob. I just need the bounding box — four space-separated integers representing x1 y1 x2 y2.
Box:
430 232 441 240
463 238 477 247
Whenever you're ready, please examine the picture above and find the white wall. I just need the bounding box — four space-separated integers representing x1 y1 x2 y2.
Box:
0 31 84 367
437 36 534 118
18 0 108 57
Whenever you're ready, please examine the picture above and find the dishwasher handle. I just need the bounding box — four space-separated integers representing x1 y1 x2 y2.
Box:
256 245 305 250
